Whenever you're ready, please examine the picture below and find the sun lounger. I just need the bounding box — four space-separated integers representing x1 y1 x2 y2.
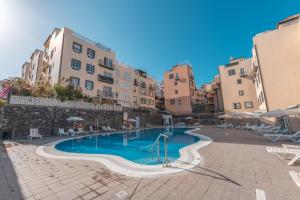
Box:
264 130 300 142
78 128 85 134
257 125 279 135
28 128 42 140
282 144 300 150
266 146 300 165
58 128 68 136
68 129 79 136
107 126 116 131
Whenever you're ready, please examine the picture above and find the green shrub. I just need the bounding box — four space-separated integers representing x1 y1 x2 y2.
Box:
0 99 6 107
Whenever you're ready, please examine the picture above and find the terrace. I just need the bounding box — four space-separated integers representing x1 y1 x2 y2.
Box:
1 126 300 200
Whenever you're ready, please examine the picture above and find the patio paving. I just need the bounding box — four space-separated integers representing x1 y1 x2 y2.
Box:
1 125 300 200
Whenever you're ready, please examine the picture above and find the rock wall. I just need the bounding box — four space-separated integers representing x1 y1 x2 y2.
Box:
0 105 163 138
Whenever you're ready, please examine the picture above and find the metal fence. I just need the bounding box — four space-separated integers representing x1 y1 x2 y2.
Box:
8 95 122 111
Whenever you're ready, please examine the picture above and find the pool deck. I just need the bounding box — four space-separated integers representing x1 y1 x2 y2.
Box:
1 125 300 200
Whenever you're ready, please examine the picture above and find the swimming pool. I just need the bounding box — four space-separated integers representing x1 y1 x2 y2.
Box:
55 127 200 165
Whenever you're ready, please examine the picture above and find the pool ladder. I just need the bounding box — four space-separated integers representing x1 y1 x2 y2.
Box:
151 133 170 167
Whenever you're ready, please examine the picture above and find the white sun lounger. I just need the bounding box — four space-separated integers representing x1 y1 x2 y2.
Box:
68 129 80 136
28 128 42 140
257 125 273 134
58 128 68 136
264 130 300 142
283 144 300 150
266 146 300 165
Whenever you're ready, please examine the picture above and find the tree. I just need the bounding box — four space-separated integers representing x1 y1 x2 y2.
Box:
1 77 33 96
32 80 55 98
53 84 84 101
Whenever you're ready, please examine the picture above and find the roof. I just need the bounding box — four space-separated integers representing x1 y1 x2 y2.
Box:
277 13 300 28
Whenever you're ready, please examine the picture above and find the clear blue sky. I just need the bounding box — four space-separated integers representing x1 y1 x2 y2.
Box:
1 0 300 87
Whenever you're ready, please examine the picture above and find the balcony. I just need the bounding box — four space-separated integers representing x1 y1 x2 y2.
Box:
239 71 254 80
98 74 114 84
133 80 139 86
140 83 147 89
149 85 154 91
98 59 114 70
97 90 118 98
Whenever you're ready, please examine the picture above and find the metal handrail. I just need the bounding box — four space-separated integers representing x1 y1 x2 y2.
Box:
150 133 170 167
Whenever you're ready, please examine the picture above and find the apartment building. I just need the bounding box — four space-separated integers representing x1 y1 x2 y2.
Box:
219 57 258 113
21 49 45 85
133 70 156 109
164 64 196 115
211 75 224 113
114 62 135 108
252 14 300 111
43 27 117 104
20 27 158 109
21 62 31 81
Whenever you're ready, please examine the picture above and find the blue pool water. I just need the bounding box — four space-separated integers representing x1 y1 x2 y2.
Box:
55 127 200 165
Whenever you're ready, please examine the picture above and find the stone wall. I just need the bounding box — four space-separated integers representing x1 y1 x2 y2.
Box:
123 108 163 127
0 105 164 138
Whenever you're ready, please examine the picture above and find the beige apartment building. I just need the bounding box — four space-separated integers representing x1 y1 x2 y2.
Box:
133 69 156 109
252 14 300 111
164 64 196 115
21 49 45 85
43 27 117 104
21 27 156 109
199 76 224 113
219 57 258 113
114 62 135 108
21 62 31 81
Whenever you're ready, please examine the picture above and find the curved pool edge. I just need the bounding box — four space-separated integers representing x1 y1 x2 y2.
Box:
36 127 212 178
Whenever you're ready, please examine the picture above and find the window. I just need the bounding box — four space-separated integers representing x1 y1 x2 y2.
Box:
174 81 177 86
70 77 80 86
85 80 94 91
178 99 182 106
86 64 94 74
175 90 178 94
71 59 81 70
87 48 95 59
141 98 147 104
104 71 113 78
50 49 54 59
170 99 175 105
228 69 236 76
124 72 131 81
260 91 265 103
169 74 174 79
114 80 119 85
233 102 241 109
237 79 242 84
239 90 244 96
175 73 179 80
72 42 82 53
244 101 253 108
240 68 245 76
104 57 113 68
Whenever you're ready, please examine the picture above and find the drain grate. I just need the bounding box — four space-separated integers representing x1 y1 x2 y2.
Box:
115 190 128 199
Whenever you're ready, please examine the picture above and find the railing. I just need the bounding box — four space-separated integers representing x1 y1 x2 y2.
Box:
98 59 114 70
150 133 170 167
97 90 118 98
98 74 114 84
8 95 122 111
72 32 111 52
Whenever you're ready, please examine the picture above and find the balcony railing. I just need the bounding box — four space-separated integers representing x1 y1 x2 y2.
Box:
133 80 139 86
98 74 114 84
140 83 147 88
98 59 114 70
239 71 254 79
97 90 118 98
